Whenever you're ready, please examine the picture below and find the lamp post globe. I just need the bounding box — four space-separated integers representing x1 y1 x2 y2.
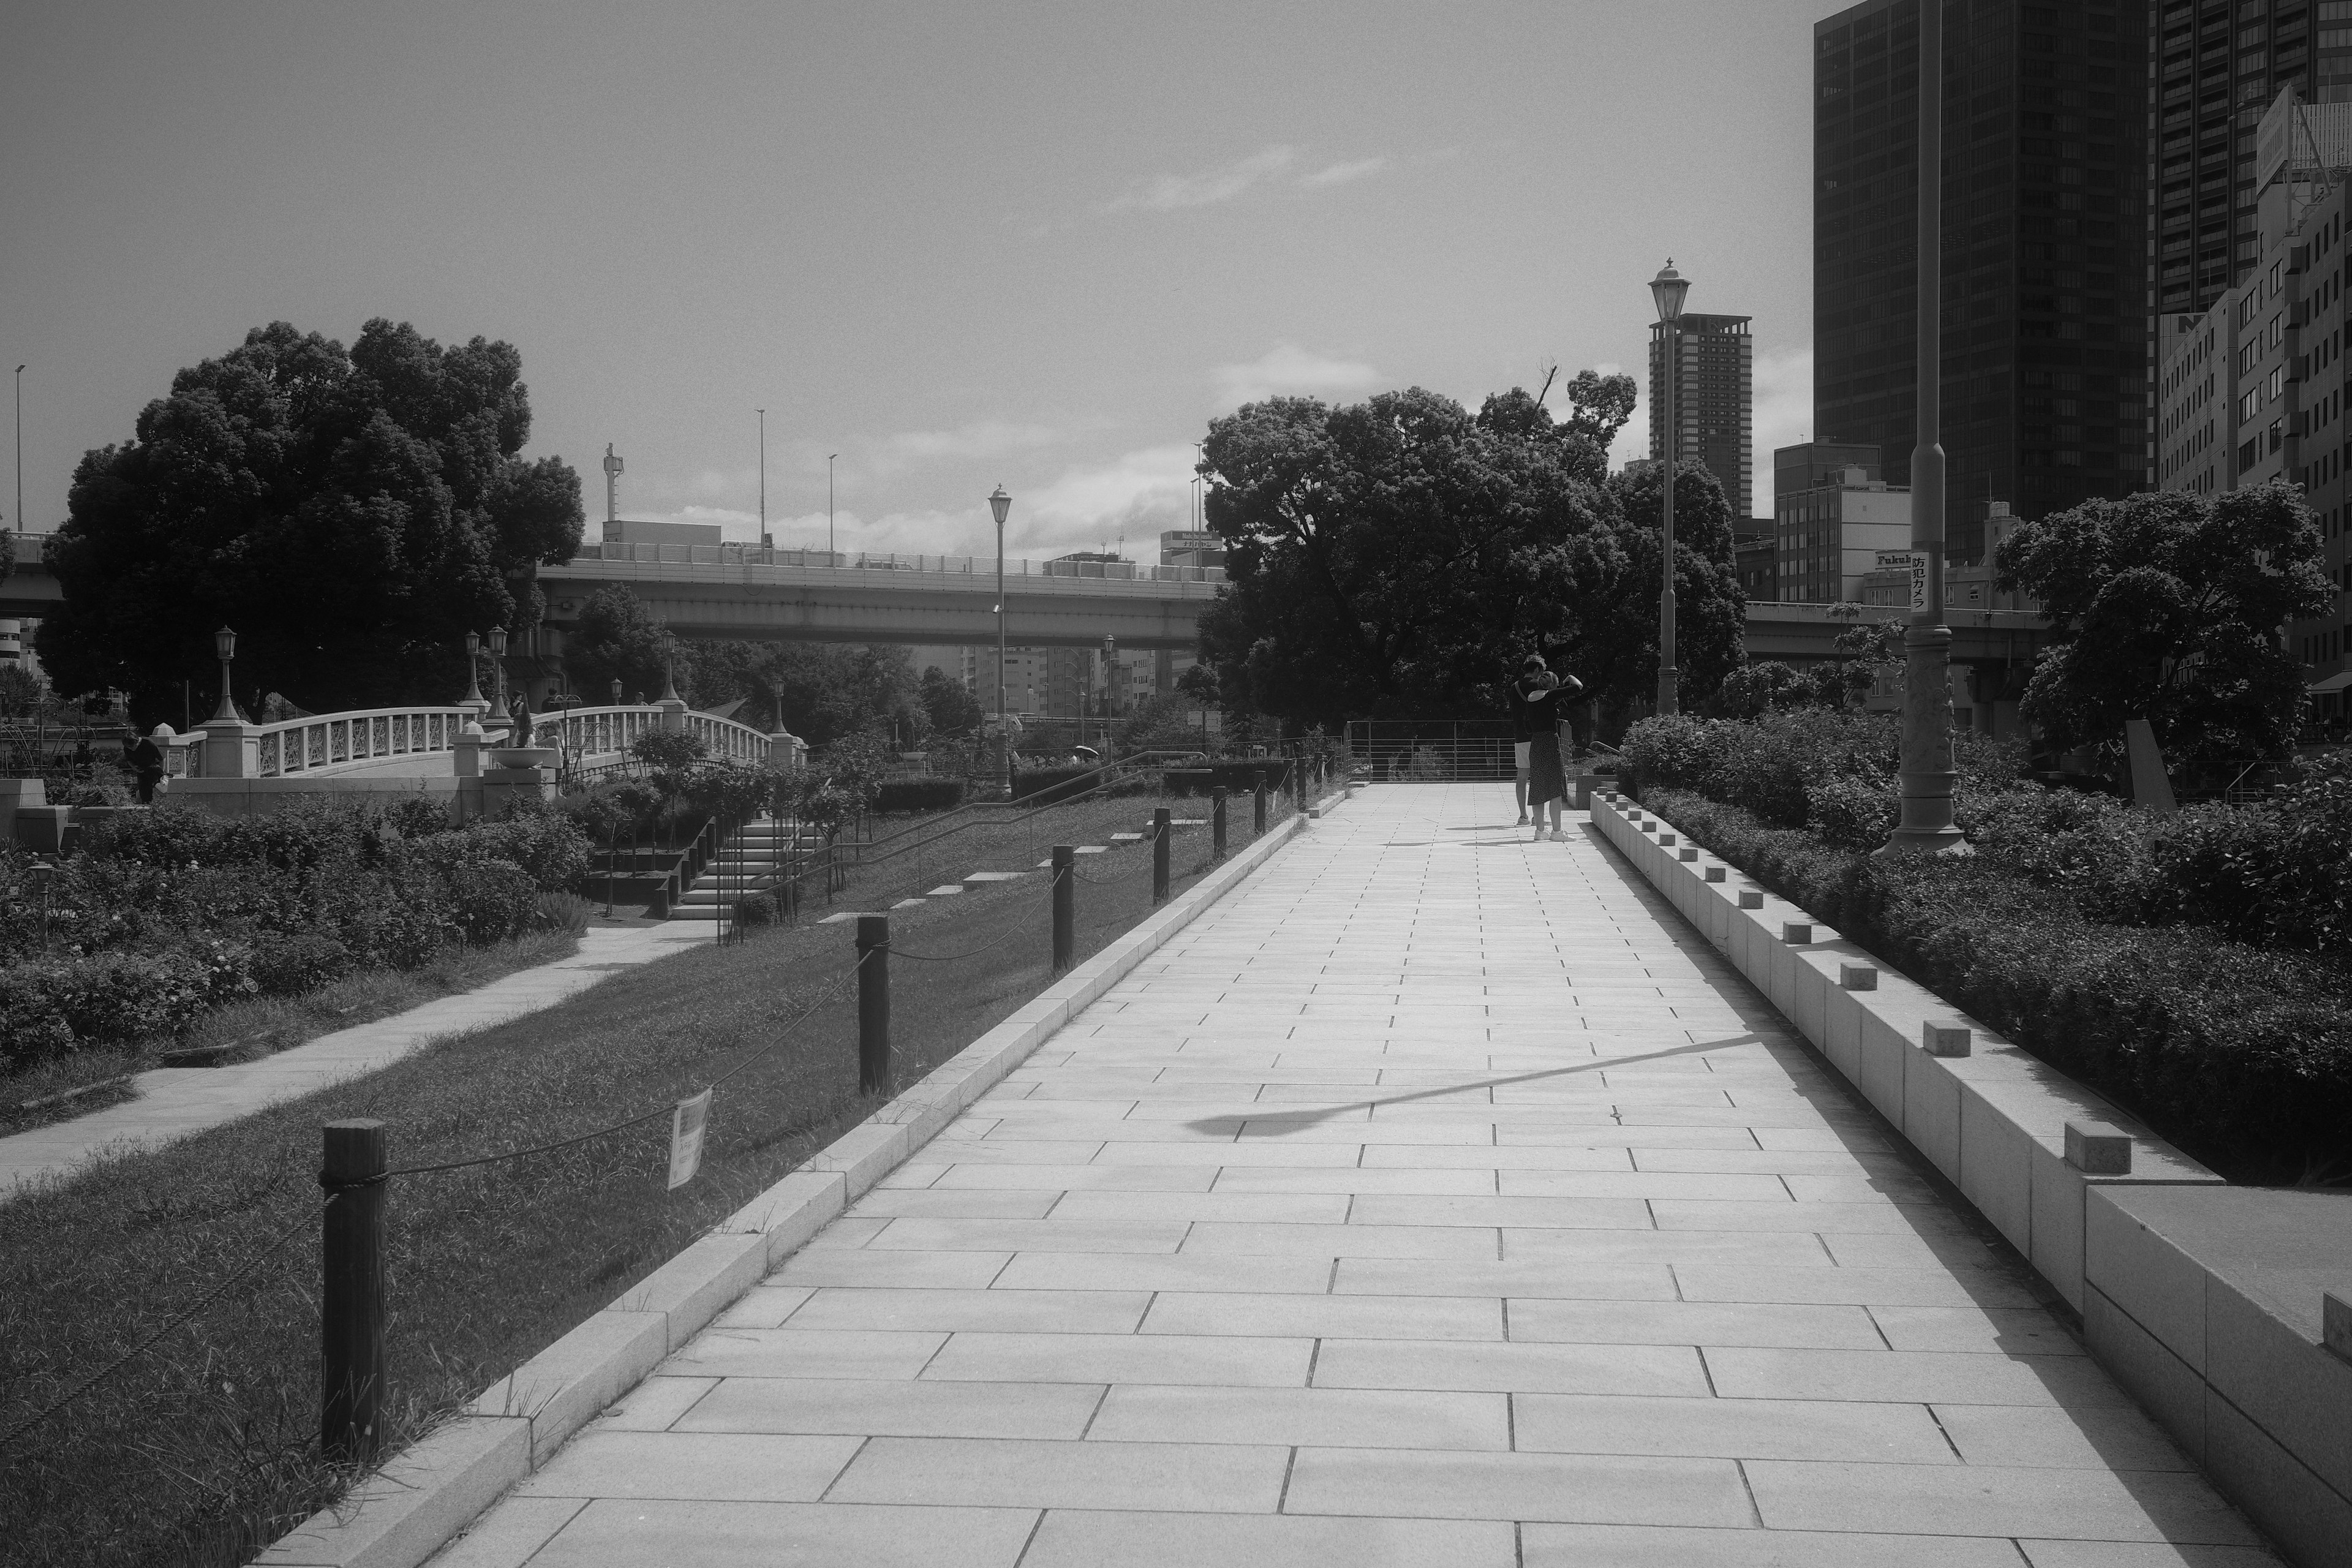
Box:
209 626 240 724
989 485 1012 796
1649 258 1689 717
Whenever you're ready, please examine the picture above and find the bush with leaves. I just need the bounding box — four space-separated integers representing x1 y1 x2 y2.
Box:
629 730 708 771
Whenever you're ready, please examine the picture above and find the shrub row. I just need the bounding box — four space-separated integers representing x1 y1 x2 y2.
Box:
875 778 965 813
1642 786 2352 1182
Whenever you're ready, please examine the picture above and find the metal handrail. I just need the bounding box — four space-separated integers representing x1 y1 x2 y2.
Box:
844 749 1237 871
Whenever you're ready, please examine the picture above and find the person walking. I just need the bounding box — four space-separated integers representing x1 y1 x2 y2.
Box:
1507 663 1536 825
1513 655 1584 842
129 726 167 804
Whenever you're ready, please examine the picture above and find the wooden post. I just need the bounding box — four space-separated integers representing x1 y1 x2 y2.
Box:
1152 808 1171 904
856 914 892 1094
1212 786 1228 860
1052 845 1074 971
320 1119 387 1464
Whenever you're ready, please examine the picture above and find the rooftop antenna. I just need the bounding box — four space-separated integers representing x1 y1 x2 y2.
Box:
601 444 624 538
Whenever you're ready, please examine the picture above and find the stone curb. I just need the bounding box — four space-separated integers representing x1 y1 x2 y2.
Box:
1589 790 2220 1312
252 793 1335 1568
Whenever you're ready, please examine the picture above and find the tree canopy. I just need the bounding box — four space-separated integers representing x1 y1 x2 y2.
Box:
37 320 583 723
1996 482 2330 760
1192 378 1743 734
919 665 984 733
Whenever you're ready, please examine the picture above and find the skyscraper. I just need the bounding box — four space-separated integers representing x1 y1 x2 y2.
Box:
1648 313 1754 511
1813 0 2150 565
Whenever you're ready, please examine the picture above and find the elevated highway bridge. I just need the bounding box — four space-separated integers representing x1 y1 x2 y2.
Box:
2 533 2050 676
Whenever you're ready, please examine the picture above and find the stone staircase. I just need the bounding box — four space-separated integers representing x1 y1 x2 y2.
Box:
669 816 827 921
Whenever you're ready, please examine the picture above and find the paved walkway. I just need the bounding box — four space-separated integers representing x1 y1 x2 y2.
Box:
434 785 2278 1568
0 921 711 1199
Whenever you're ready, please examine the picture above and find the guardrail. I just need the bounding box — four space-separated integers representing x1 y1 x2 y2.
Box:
255 708 472 778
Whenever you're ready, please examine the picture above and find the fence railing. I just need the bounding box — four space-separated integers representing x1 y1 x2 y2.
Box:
566 541 1224 583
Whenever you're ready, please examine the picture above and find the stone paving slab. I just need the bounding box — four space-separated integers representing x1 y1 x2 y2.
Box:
424 784 2285 1567
0 922 711 1200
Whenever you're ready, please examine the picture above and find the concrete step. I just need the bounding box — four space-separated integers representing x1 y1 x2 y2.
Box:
960 870 1030 891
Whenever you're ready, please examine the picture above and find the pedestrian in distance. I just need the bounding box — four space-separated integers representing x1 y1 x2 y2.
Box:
1513 655 1585 842
1508 661 1536 824
129 725 167 804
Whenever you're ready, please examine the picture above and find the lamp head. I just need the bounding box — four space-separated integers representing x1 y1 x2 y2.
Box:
1649 258 1691 323
466 630 480 657
488 625 507 655
988 485 1011 529
214 625 236 663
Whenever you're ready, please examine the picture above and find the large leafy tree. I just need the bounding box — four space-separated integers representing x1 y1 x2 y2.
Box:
38 320 583 723
919 665 984 733
1193 378 1742 734
566 584 686 703
1996 483 2329 760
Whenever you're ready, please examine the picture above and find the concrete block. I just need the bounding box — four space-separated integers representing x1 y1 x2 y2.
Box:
1640 821 1657 835
1901 1048 1963 1182
804 1122 913 1197
1921 1022 1972 1058
2065 1120 2132 1175
252 1415 530 1567
1765 929 1798 1015
618 1232 771 1350
2206 1271 2352 1506
2081 1282 2207 1466
1790 951 1833 1046
1703 865 1725 883
1657 832 1676 847
1819 981 1864 1084
1953 1079 2035 1253
1737 889 1763 909
1855 1009 1909 1126
2027 1141 2090 1312
13 804 71 854
1838 962 1877 990
2203 1388 2352 1568
2329 1293 2352 1364
470 1311 668 1466
1678 846 1698 862
1781 921 1813 944
718 1170 848 1263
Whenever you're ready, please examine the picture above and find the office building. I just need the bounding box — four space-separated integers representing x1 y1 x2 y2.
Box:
1771 442 1913 602
1734 523 1779 603
1648 314 1754 510
2156 86 2352 713
1814 0 2150 565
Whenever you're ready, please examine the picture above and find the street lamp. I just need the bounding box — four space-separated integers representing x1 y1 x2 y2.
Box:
209 626 241 723
1885 0 1966 853
13 365 23 538
1649 259 1691 717
462 630 486 707
757 409 769 549
829 453 840 560
488 625 508 722
990 484 1012 795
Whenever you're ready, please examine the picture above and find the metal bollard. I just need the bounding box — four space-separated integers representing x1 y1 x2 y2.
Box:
1253 769 1268 834
856 914 892 1093
1212 786 1228 859
1052 845 1074 971
320 1118 388 1463
1152 808 1172 903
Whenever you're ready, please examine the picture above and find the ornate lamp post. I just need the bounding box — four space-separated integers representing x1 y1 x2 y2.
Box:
1885 0 1967 853
487 625 509 722
1649 260 1691 716
210 626 240 723
989 484 1013 795
462 630 487 709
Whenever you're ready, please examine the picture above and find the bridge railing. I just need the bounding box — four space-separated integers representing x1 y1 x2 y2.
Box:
542 705 770 770
566 541 1225 583
254 707 473 778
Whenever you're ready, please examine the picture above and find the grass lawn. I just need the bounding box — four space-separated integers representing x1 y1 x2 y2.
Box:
0 788 1287 1568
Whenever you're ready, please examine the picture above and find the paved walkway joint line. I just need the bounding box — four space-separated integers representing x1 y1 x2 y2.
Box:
435 785 2280 1568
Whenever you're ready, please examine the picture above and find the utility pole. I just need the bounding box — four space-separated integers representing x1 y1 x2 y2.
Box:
829 453 839 559
757 409 769 548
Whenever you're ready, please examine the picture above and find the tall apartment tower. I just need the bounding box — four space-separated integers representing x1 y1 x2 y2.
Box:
1648 314 1754 512
1814 0 2150 565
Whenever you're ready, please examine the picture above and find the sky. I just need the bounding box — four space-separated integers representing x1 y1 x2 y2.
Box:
2 1 1832 562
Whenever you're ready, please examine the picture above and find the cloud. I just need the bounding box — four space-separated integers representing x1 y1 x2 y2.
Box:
1102 145 1300 213
1751 346 1813 516
1298 156 1389 189
867 419 1082 474
1212 342 1381 411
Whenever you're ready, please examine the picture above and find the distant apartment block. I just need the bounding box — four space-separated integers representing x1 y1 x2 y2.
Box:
1649 313 1753 510
1771 442 1909 603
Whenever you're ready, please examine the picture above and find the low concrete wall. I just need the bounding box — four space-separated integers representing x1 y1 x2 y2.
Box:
1594 791 2352 1568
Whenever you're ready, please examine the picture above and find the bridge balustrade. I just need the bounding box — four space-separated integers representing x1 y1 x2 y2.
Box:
254 707 472 778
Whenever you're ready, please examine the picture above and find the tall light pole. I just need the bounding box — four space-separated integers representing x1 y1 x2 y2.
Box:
1886 0 1966 853
756 409 769 548
1649 261 1691 715
990 484 1012 795
829 453 839 559
13 365 24 537
211 627 240 723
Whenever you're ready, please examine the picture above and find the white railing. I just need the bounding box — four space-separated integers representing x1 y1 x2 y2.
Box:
538 705 769 769
254 707 472 778
682 709 769 765
565 541 1226 584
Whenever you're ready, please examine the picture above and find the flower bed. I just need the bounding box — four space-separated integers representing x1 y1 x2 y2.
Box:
0 801 591 1073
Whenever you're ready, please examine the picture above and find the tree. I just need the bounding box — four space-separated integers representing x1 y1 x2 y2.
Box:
1558 369 1640 451
919 665 984 733
1996 483 2330 761
37 320 583 722
567 585 684 703
1175 662 1221 748
1193 380 1742 735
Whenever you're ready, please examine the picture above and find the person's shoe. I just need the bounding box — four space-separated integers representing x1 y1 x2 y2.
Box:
1517 812 1529 825
1549 827 1568 841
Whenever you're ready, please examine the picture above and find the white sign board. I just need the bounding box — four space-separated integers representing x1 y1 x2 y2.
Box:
668 1089 712 1190
1875 551 1930 611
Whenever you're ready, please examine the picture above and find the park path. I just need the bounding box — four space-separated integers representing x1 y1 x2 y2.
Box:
432 783 2279 1568
0 921 711 1200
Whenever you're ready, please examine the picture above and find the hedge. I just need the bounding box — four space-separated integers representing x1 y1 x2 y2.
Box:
1641 786 2352 1183
875 778 965 813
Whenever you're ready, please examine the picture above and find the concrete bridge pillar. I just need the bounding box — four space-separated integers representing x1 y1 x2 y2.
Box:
198 718 260 779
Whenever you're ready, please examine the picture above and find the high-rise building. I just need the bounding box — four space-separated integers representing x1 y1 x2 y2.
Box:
1772 442 1913 601
1814 0 2150 565
1648 313 1754 510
